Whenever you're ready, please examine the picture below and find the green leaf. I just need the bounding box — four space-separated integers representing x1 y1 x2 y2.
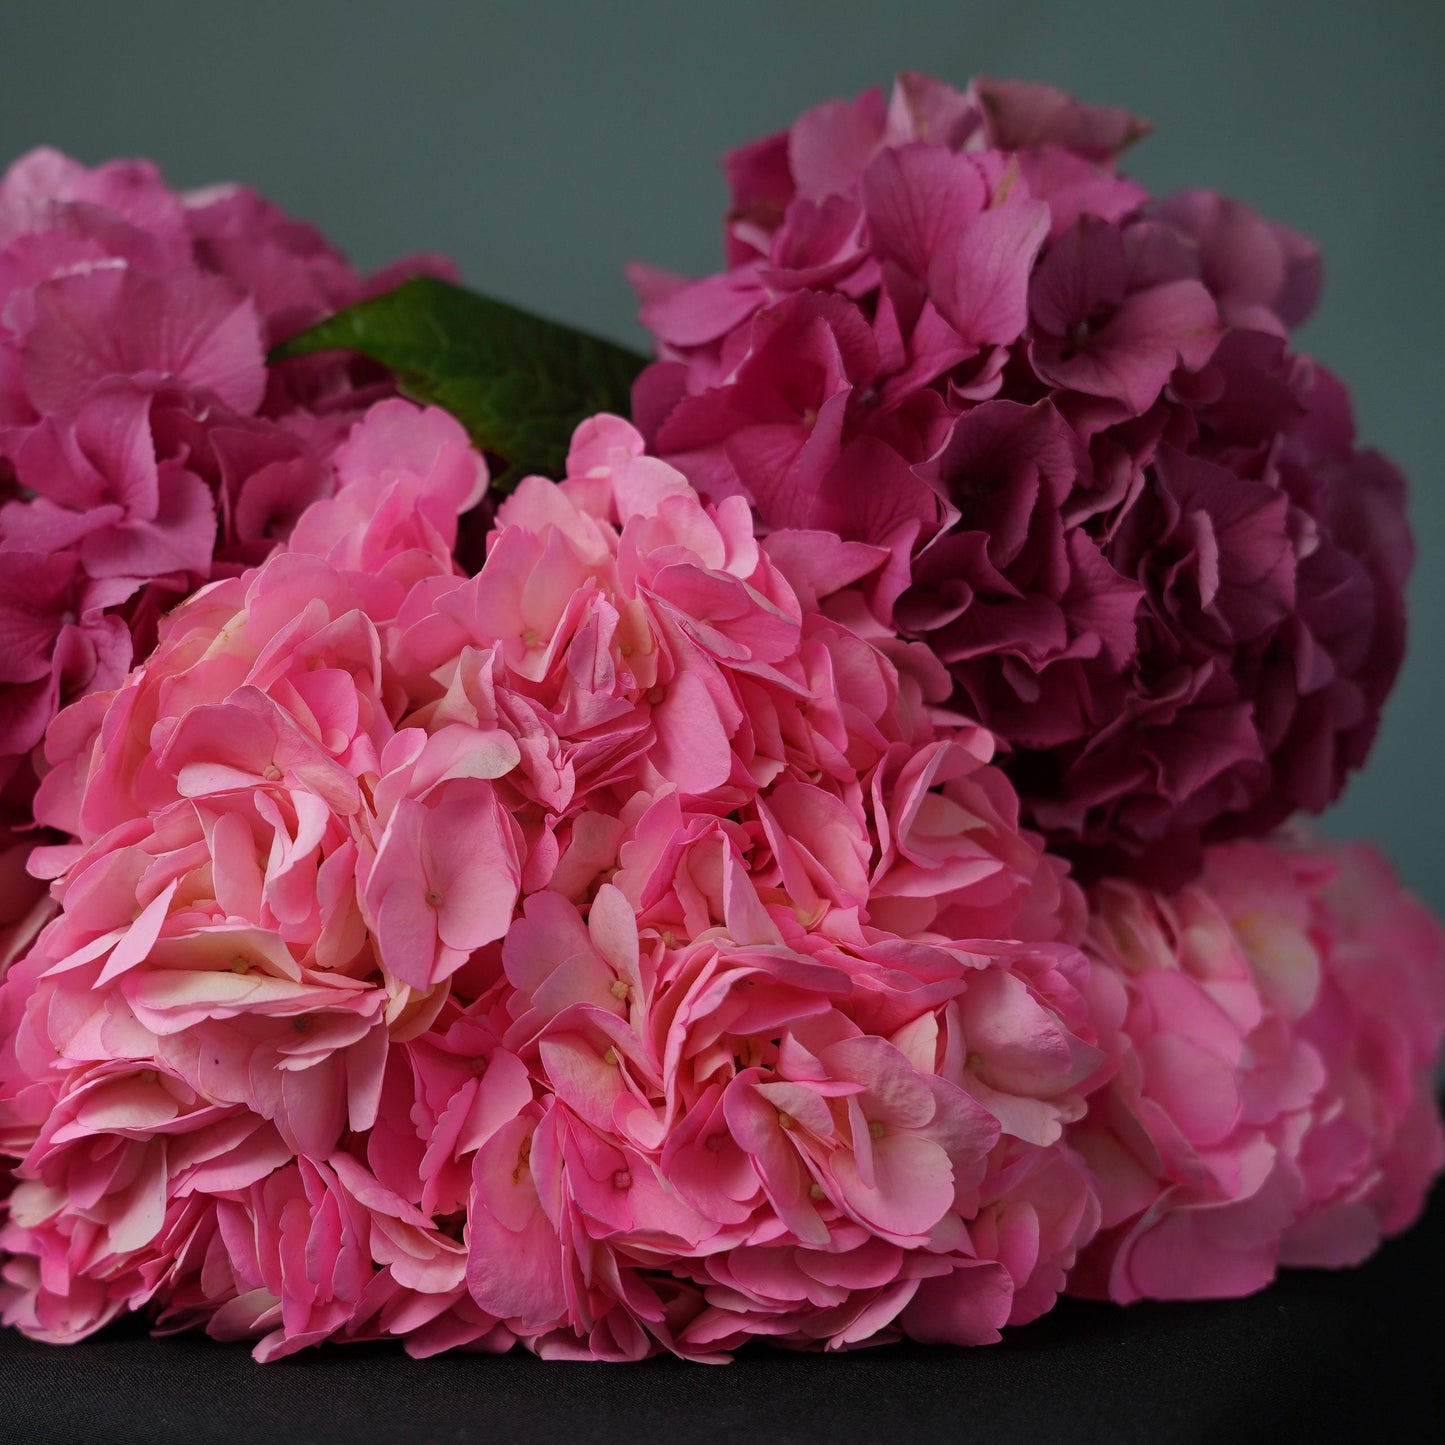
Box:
271 276 649 491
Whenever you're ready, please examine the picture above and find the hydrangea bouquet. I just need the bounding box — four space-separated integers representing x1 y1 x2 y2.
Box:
0 74 1439 1362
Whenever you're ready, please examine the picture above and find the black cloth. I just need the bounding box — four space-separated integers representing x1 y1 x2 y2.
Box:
1 1182 1441 1445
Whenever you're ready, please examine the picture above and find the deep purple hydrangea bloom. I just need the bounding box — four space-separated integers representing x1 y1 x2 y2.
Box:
633 73 1410 884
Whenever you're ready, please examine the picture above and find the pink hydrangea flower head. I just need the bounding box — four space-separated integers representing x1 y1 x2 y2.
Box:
1 411 1101 1359
634 72 1409 884
0 148 454 904
1068 832 1445 1302
0 397 496 1346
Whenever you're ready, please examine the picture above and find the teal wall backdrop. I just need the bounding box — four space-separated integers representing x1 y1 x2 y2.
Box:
4 0 1441 908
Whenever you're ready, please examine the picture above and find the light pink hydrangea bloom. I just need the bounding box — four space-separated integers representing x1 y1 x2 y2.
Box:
0 406 1103 1359
0 400 488 1351
1068 834 1445 1303
403 419 1103 1358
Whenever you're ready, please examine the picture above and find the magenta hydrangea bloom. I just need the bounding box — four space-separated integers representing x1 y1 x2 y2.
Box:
633 74 1411 884
0 148 452 914
0 407 1107 1359
1067 833 1445 1303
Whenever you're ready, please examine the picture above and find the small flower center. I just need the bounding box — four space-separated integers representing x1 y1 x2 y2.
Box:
512 1137 532 1184
433 1210 467 1243
791 900 827 929
776 1110 795 1130
612 1169 633 1191
609 979 630 1001
868 1120 886 1140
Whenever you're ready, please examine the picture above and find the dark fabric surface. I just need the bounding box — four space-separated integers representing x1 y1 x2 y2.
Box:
1 1182 1440 1445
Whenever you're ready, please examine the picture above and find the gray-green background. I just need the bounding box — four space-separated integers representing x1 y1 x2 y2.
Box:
4 1 1441 909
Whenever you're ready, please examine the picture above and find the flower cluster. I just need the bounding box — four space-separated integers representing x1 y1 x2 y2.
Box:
0 406 1108 1358
634 74 1411 883
0 147 447 945
1069 834 1444 1302
0 71 1440 1365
